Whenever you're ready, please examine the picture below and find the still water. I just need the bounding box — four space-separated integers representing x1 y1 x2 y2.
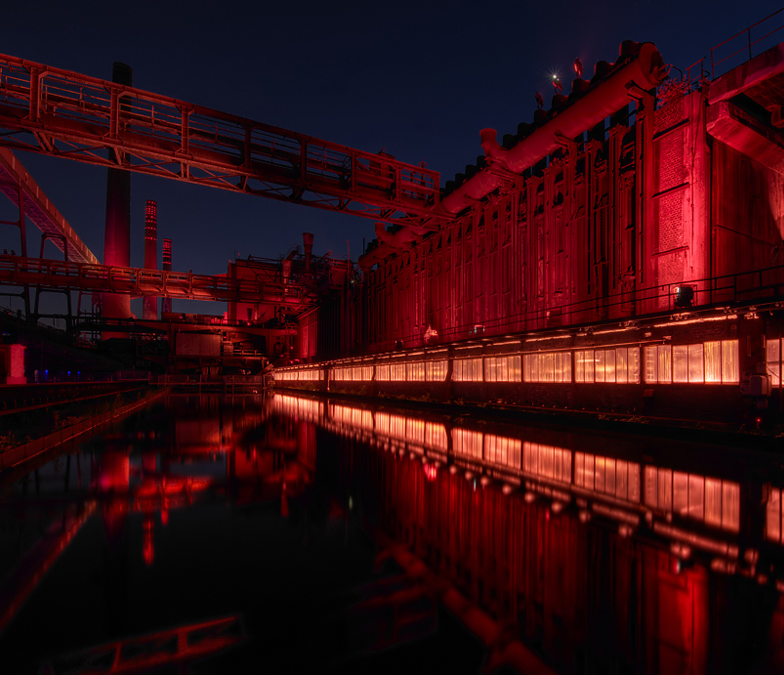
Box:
1 392 783 674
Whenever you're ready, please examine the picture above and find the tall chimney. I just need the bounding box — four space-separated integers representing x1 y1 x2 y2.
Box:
161 238 172 315
303 232 314 272
142 200 158 320
101 62 133 336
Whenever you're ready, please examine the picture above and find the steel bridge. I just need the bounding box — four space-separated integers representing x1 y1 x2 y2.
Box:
0 53 443 229
0 254 314 307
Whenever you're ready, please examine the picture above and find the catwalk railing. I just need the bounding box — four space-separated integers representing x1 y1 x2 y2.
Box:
365 263 784 352
0 254 314 306
684 7 784 84
0 53 442 227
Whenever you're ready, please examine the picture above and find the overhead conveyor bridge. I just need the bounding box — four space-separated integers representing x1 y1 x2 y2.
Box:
0 254 314 307
0 53 443 228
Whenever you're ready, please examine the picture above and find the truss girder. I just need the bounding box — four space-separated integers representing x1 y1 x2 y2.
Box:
0 255 314 307
0 147 98 264
0 54 443 228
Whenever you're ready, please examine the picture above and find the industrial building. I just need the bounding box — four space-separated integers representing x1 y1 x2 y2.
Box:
0 19 782 431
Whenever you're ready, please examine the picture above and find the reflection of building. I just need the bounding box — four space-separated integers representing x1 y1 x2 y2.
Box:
272 391 784 674
271 393 774 568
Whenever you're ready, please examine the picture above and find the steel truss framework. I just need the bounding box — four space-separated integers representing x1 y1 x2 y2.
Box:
0 254 315 307
0 53 444 228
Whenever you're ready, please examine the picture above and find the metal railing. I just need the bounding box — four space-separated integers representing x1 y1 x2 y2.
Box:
685 7 784 85
364 263 784 354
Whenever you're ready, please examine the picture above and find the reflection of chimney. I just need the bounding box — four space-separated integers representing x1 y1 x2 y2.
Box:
143 200 158 320
161 238 172 315
303 232 314 272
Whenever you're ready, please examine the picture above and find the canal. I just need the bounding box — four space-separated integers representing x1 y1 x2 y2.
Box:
1 392 783 674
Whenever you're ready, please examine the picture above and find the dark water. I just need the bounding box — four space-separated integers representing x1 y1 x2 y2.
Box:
1 393 784 674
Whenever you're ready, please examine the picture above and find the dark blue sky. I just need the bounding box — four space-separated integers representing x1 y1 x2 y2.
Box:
0 0 779 317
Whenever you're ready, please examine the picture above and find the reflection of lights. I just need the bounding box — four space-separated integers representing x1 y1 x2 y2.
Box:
745 549 759 565
479 476 491 488
524 492 537 504
449 464 458 475
143 518 154 567
618 524 633 537
711 558 737 574
464 470 474 481
423 464 438 482
757 574 769 585
579 509 591 523
501 484 514 495
551 501 564 514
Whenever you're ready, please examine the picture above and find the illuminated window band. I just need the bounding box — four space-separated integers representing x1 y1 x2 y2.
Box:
274 339 741 386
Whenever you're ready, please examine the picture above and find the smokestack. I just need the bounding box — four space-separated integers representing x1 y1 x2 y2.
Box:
161 238 172 315
303 232 314 272
143 199 158 320
101 62 133 335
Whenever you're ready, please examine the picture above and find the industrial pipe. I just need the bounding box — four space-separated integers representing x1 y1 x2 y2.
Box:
437 42 666 215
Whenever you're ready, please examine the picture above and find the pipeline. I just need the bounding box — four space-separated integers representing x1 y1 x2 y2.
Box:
359 41 666 270
438 41 666 215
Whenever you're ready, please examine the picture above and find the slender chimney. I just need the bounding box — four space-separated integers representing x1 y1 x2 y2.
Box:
161 238 172 315
143 200 158 320
101 62 133 335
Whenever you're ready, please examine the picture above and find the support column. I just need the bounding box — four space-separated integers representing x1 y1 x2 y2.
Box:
101 62 133 337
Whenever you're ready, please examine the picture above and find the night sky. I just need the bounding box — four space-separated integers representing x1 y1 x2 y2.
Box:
0 0 778 317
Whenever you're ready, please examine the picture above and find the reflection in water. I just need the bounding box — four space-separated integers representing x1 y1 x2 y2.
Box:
1 392 784 673
273 392 784 674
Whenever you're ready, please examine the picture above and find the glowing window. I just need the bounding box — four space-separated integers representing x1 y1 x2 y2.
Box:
673 345 688 383
644 346 657 383
406 362 425 381
766 339 781 387
657 345 672 383
426 360 448 381
391 363 406 381
454 358 483 382
524 352 571 383
484 355 522 382
721 340 739 383
705 341 722 383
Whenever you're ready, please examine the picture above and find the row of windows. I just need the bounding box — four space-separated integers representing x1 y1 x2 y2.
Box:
575 348 641 383
276 369 324 381
374 360 449 381
453 357 483 382
644 341 738 384
524 352 572 383
333 366 373 381
276 339 740 386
